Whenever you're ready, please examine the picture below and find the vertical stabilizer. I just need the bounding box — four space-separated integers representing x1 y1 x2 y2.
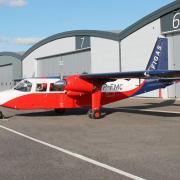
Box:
146 37 168 70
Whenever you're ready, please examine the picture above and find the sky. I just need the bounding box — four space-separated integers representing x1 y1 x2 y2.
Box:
0 0 175 52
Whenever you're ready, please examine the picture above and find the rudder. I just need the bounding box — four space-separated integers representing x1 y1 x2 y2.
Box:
146 37 168 71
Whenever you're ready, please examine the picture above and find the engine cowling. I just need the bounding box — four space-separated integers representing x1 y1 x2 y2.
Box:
64 75 94 93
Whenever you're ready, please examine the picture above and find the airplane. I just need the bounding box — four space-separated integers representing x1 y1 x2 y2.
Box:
0 37 180 119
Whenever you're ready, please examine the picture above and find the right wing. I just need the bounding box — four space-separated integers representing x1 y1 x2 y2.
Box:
80 70 180 81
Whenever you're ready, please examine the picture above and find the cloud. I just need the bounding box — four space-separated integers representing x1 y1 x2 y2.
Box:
0 0 27 7
0 36 43 46
0 36 44 51
0 37 9 43
9 0 27 7
13 37 44 45
0 0 6 5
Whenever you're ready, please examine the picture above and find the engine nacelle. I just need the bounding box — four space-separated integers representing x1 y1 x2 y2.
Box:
64 75 94 93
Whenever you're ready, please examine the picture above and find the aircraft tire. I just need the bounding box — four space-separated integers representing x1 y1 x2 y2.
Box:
93 110 101 119
88 109 101 119
54 108 65 114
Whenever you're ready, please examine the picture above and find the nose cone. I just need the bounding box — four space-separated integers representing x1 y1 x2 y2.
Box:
0 90 19 108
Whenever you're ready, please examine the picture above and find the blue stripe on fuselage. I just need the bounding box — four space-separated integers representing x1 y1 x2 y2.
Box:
133 79 172 96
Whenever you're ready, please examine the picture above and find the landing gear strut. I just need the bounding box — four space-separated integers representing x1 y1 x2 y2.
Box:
88 109 101 119
88 86 102 119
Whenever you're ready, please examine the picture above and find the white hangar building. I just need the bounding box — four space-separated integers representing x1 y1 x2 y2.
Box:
18 1 180 99
0 52 22 91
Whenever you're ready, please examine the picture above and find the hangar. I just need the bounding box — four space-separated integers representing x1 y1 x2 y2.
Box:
0 0 176 98
21 1 180 99
22 31 120 77
0 52 22 91
119 0 180 99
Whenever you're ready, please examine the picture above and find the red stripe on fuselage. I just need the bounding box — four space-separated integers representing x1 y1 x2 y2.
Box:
2 93 92 110
2 82 145 110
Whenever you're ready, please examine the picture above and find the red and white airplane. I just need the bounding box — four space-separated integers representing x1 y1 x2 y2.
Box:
0 37 180 119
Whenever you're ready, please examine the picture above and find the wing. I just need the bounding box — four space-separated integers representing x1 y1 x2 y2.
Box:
80 70 180 81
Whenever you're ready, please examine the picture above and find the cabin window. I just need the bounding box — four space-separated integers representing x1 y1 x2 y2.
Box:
14 80 32 92
49 83 64 91
36 83 47 92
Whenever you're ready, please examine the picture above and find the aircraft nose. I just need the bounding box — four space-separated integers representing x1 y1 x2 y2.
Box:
0 90 16 107
0 91 10 106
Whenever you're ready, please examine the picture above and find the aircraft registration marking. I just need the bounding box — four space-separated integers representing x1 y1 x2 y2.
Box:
102 79 144 92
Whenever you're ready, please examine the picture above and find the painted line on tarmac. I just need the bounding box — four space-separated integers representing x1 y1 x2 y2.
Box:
118 108 180 114
0 125 146 180
0 118 9 121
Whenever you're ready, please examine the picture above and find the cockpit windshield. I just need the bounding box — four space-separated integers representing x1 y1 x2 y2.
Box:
14 80 32 92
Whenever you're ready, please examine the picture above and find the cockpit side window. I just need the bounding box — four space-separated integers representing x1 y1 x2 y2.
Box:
49 83 64 91
14 80 32 92
36 83 47 92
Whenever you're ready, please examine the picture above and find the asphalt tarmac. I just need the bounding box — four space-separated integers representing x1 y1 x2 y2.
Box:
0 98 180 180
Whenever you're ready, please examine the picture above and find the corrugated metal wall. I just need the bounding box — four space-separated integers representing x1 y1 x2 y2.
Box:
23 37 75 78
91 37 120 73
167 33 180 98
0 55 22 91
37 50 91 77
121 19 161 97
0 55 22 80
0 64 13 91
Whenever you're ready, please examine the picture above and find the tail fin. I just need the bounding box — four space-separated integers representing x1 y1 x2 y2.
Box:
146 37 168 71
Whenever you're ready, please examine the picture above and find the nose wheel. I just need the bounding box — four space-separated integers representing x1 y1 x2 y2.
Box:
88 109 101 119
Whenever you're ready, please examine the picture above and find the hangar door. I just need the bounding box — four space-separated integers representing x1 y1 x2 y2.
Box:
37 50 91 77
0 64 13 91
168 33 180 98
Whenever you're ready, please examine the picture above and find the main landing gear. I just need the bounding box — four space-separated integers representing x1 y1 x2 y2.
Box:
88 109 101 119
88 87 102 119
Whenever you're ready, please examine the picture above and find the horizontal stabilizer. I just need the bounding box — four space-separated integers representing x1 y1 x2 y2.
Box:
158 78 180 82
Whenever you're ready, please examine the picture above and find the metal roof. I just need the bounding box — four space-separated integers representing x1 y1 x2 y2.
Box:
118 0 180 40
22 1 180 60
22 30 120 59
0 52 22 60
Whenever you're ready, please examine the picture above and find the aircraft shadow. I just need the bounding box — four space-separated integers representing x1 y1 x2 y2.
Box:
124 99 177 109
14 100 180 118
103 107 180 117
103 99 180 117
16 108 89 117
